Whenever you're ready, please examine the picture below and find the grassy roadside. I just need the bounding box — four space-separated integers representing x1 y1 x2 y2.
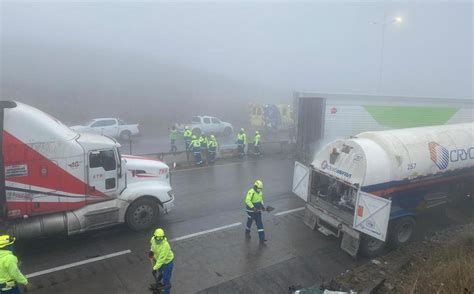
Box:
394 233 474 294
329 222 474 294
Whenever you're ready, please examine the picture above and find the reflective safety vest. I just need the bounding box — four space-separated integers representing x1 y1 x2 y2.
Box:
184 129 192 139
150 237 174 271
189 139 201 152
0 250 28 287
199 136 208 148
208 139 218 151
169 129 177 140
237 132 247 144
254 133 261 146
244 188 264 209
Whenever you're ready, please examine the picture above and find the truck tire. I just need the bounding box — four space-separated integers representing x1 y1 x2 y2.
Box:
120 130 132 141
359 235 386 257
223 127 232 137
192 128 202 136
388 216 416 247
125 197 160 231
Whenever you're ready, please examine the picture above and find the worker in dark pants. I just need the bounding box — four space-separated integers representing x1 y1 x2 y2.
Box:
149 228 174 294
236 128 247 158
199 134 208 164
253 130 261 157
183 126 192 150
0 235 29 294
188 135 203 165
208 135 218 164
244 180 267 244
169 126 178 152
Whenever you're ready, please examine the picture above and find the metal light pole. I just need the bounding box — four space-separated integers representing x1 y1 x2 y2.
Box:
371 14 403 94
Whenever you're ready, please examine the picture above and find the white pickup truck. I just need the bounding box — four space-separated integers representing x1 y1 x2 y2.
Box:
70 118 140 140
176 116 233 136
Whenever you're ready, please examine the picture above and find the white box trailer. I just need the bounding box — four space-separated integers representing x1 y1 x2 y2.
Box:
293 92 474 164
293 123 474 256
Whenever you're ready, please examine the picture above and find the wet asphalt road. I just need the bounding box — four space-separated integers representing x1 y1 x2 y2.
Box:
15 156 359 294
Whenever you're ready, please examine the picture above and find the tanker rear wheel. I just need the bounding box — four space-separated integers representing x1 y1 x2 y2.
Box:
359 235 386 257
125 197 160 231
389 216 416 247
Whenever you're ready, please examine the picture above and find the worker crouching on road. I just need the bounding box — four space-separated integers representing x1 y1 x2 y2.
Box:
0 235 29 294
244 180 267 244
149 228 174 294
236 128 247 158
208 135 218 164
188 135 203 165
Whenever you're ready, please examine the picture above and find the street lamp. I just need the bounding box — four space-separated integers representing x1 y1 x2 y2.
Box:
371 13 403 94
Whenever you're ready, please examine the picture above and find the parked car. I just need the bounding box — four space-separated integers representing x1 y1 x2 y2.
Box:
176 116 233 136
70 118 140 140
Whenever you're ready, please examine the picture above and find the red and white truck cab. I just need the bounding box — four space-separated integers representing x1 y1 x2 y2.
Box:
0 101 174 238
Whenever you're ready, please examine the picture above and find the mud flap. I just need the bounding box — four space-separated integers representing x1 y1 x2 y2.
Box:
353 191 391 242
303 207 318 230
341 232 360 257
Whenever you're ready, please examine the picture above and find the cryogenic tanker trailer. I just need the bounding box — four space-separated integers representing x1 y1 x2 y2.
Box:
292 123 474 256
0 101 175 239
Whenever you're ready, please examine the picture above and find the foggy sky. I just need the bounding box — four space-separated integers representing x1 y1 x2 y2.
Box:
0 1 472 126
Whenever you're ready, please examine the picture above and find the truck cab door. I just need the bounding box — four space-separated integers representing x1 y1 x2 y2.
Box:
90 120 105 135
101 119 118 137
202 117 212 134
87 149 118 196
292 161 310 201
353 191 391 242
210 117 221 134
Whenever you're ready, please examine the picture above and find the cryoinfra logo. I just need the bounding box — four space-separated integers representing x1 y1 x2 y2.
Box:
429 142 449 170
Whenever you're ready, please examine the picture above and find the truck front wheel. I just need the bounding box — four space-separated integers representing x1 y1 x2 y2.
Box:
388 216 416 247
359 235 386 257
125 197 160 231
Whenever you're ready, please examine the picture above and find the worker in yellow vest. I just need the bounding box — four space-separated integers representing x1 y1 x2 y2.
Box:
148 228 174 293
244 180 267 244
236 128 247 158
0 235 29 294
253 130 261 156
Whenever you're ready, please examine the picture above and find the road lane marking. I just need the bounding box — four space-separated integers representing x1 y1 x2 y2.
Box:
169 222 242 242
26 250 132 278
275 207 305 216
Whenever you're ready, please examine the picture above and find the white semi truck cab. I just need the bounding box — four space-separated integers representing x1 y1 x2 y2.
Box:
0 101 174 238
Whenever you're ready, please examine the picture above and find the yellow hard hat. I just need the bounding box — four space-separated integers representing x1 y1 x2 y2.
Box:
255 131 260 134
210 135 216 139
192 135 197 139
240 128 245 132
0 235 15 249
154 228 165 238
254 180 263 189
